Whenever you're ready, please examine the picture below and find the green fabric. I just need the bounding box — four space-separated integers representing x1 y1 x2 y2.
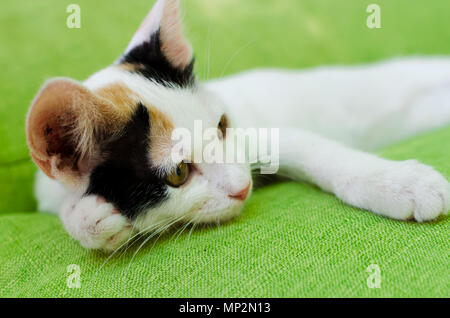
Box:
0 0 449 297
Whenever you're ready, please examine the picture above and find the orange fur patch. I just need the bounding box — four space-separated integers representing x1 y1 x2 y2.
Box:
94 82 137 123
27 79 139 182
27 79 115 182
28 77 177 183
118 62 146 72
96 82 175 170
148 107 175 168
95 82 176 169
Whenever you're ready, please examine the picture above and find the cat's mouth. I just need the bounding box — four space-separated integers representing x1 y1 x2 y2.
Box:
191 191 250 224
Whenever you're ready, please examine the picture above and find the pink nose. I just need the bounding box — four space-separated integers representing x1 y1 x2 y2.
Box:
229 182 251 201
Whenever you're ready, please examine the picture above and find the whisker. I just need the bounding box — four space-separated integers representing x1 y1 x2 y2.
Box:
122 215 185 280
220 40 255 78
202 24 211 81
186 217 200 244
207 26 211 80
114 216 169 261
173 219 193 243
93 216 178 277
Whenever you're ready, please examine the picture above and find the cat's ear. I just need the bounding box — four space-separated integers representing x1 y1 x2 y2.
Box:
123 0 193 71
26 78 120 182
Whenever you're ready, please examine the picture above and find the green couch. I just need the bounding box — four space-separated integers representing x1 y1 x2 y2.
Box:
0 0 449 297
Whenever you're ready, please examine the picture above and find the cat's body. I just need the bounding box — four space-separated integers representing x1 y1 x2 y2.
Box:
208 57 450 150
29 0 449 252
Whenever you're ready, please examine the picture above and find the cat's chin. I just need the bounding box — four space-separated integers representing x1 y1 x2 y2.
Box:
132 196 248 235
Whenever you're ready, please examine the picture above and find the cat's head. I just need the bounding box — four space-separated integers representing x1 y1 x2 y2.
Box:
26 0 252 229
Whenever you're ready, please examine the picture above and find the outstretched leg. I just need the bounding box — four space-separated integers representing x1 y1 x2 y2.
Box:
275 128 449 221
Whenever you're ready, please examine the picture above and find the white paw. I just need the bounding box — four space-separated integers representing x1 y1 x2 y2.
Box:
61 195 133 251
342 160 449 222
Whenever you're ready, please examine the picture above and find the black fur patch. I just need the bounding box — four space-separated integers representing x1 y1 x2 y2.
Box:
86 103 168 219
121 30 195 88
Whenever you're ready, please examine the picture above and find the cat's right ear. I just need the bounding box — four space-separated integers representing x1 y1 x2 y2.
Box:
26 78 119 183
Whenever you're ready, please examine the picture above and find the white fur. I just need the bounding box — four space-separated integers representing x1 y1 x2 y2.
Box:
60 195 132 251
272 129 449 222
207 57 450 150
35 170 67 214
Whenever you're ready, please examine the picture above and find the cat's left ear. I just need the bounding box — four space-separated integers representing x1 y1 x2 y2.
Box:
123 0 193 71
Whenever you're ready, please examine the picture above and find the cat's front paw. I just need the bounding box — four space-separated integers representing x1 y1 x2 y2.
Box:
341 160 449 222
61 195 133 252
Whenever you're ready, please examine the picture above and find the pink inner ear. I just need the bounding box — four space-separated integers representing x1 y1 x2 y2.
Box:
125 0 192 70
159 0 192 69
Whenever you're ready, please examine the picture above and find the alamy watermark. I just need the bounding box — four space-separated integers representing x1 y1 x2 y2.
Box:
66 264 81 288
366 4 381 29
66 4 81 29
171 121 280 174
366 263 381 288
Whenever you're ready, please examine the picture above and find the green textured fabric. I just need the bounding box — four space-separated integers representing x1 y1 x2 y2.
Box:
0 0 449 297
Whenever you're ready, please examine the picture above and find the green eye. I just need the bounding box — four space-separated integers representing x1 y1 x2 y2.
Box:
165 162 189 187
218 114 228 138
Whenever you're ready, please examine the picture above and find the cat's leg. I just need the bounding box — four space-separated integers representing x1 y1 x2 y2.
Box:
35 171 132 250
274 128 449 221
60 194 133 251
400 85 450 140
35 170 68 214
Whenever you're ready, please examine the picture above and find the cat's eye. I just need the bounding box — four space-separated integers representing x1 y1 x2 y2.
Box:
165 162 189 187
218 114 228 139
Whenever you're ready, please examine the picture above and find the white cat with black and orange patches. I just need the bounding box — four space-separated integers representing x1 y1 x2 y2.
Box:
27 0 450 252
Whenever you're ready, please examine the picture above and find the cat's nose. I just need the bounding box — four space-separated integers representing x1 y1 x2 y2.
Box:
229 182 251 201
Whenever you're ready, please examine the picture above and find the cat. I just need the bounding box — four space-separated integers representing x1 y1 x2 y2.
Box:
27 0 450 252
